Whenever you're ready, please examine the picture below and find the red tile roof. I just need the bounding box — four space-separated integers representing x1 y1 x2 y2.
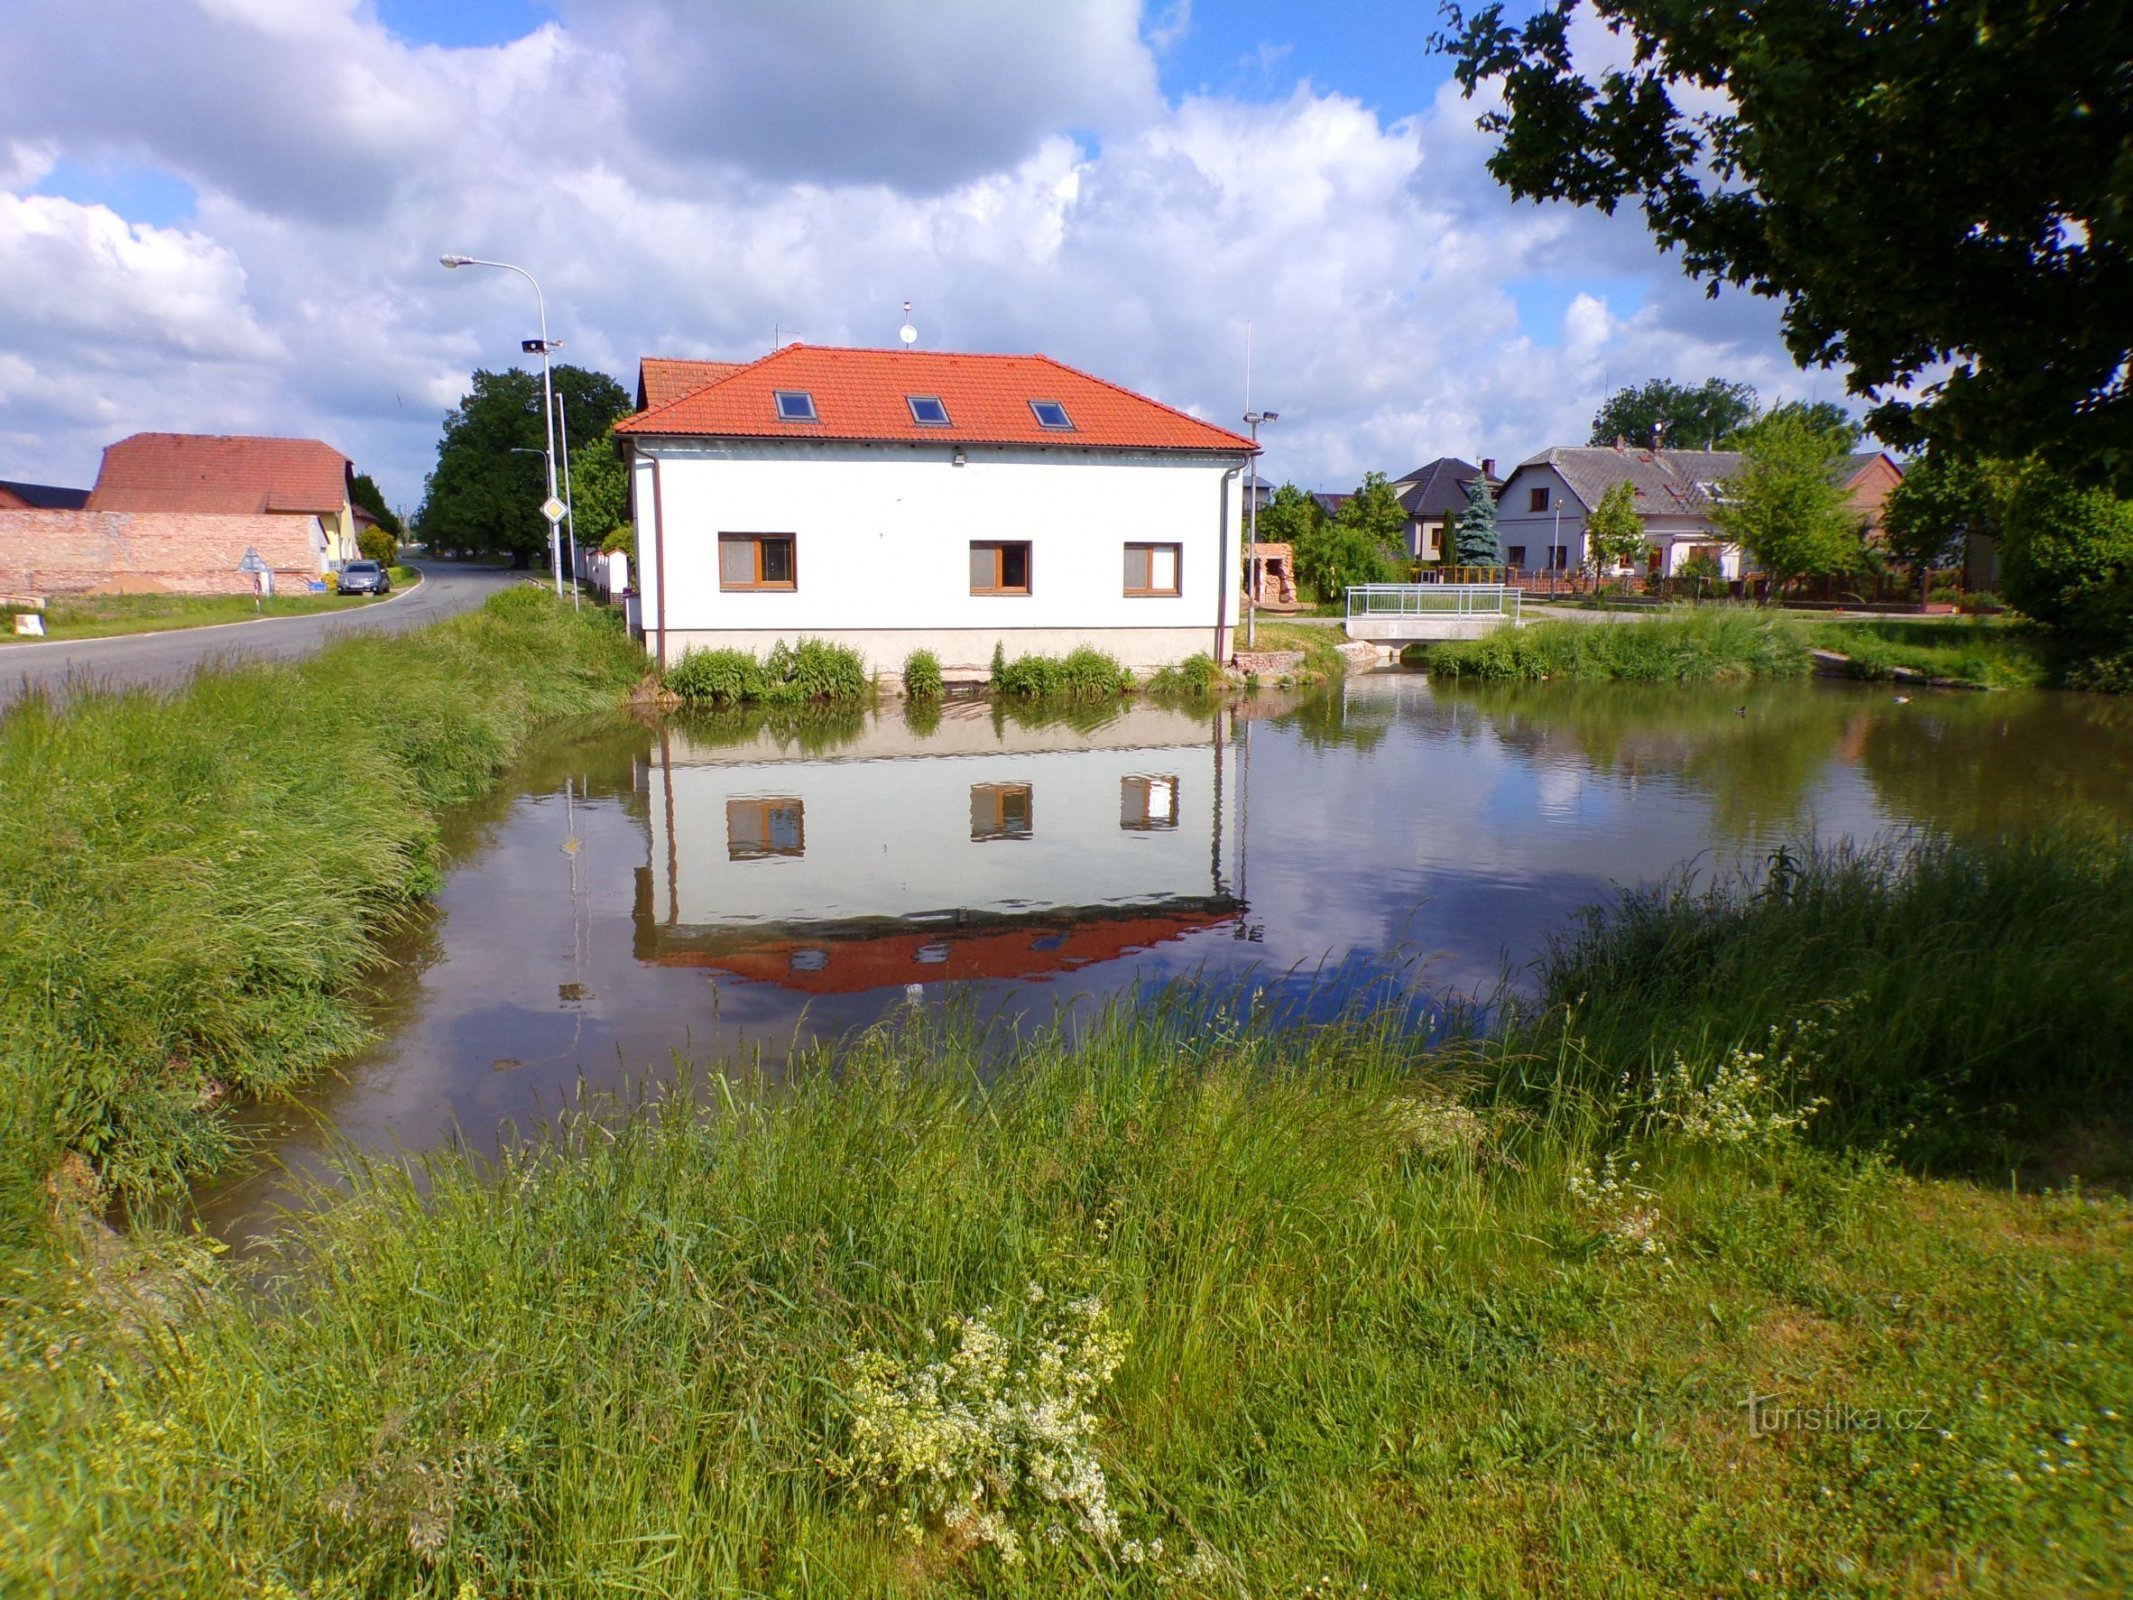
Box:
637 357 746 411
0 510 328 596
617 345 1255 454
87 433 351 515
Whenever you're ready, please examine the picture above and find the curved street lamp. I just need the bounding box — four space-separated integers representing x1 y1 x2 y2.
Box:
440 254 563 596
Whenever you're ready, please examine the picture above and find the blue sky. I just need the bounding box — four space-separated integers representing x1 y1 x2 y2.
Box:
0 1 1807 509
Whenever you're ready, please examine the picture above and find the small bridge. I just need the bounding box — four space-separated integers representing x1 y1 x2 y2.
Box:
1344 583 1522 643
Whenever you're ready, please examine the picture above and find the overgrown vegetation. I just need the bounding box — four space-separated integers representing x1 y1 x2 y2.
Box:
900 647 944 700
665 637 869 704
1422 608 1810 683
6 831 2129 1594
989 645 1132 700
1143 653 1227 696
0 587 642 1237
1799 615 2051 689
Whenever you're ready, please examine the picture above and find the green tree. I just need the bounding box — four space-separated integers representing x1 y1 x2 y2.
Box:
1713 411 1862 592
1255 482 1323 549
1336 470 1410 555
1292 521 1401 602
1591 378 1758 450
1999 472 2133 645
568 424 632 556
1882 452 2024 579
349 472 402 537
418 365 630 563
1584 480 1649 576
1450 476 1500 565
1758 400 1862 452
1438 2 2133 489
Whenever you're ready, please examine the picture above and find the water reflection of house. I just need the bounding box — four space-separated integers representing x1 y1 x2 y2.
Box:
634 705 1242 994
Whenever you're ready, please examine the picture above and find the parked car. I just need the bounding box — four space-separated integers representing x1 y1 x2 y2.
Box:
337 560 392 596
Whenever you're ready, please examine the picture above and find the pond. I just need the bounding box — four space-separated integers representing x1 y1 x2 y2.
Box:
194 674 2133 1242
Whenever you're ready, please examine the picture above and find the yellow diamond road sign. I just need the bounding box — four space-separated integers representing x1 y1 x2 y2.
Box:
541 496 567 524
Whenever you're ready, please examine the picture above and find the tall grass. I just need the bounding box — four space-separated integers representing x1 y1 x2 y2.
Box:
1528 831 2133 1174
1424 607 1809 683
1798 616 2053 689
6 980 2127 1596
0 587 642 1237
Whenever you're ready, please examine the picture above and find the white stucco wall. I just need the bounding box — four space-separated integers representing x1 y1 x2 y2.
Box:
631 439 1247 673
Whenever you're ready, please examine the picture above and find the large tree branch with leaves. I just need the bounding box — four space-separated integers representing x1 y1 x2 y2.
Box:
1437 1 2133 489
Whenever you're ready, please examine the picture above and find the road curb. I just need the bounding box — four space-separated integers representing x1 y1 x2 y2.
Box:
0 567 429 653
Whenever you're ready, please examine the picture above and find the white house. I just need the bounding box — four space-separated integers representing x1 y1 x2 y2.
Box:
1492 445 1747 579
615 345 1257 678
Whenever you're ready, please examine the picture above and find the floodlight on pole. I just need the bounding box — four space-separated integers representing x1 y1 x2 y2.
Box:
440 253 562 596
1243 409 1279 649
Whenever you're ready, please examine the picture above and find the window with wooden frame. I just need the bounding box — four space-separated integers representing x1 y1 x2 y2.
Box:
1119 775 1179 832
1528 486 1550 512
719 533 796 591
969 541 1032 596
1505 545 1527 569
726 797 804 860
1122 542 1182 597
970 782 1033 841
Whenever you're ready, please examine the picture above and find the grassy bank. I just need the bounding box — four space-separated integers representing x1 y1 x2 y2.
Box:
1 569 423 643
0 586 641 1238
1795 615 2053 689
1242 618 1352 678
5 835 2128 1596
1420 608 1810 683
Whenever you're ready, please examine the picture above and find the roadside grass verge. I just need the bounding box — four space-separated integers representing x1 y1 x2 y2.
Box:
0 586 641 1239
1792 615 2053 689
1420 607 1809 683
1 582 414 642
5 833 2129 1596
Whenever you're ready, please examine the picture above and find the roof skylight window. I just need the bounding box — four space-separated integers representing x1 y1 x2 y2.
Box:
774 390 817 422
1029 400 1074 430
907 395 951 426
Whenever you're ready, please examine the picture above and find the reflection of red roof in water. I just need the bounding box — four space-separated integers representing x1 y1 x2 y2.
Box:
645 909 1234 994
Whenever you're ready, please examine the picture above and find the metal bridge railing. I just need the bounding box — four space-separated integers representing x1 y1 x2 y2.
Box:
1345 583 1521 622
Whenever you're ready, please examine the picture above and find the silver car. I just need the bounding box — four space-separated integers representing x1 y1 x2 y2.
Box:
336 560 392 596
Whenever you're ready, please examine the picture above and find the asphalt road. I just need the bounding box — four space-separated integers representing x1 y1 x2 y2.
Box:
0 563 524 709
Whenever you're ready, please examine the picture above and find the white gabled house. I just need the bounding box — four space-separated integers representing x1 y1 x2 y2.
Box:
1491 445 1748 579
615 345 1256 679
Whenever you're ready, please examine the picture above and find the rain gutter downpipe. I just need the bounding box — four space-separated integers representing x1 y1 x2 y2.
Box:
1215 461 1243 664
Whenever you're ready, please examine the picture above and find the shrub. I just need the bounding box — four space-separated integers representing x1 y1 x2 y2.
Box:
665 648 766 703
1145 653 1227 696
356 526 397 568
901 648 944 700
991 647 1131 700
665 639 868 704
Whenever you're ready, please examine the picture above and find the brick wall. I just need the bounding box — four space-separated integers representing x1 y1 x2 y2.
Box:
0 510 327 597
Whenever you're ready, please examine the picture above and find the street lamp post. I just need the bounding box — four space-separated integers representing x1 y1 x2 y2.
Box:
1242 410 1278 649
440 254 563 597
551 389 580 611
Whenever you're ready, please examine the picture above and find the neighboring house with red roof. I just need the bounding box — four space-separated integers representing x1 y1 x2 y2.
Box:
87 433 367 564
615 344 1256 675
0 479 90 511
0 509 330 598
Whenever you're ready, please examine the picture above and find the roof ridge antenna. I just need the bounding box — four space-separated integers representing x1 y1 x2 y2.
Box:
898 300 918 349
